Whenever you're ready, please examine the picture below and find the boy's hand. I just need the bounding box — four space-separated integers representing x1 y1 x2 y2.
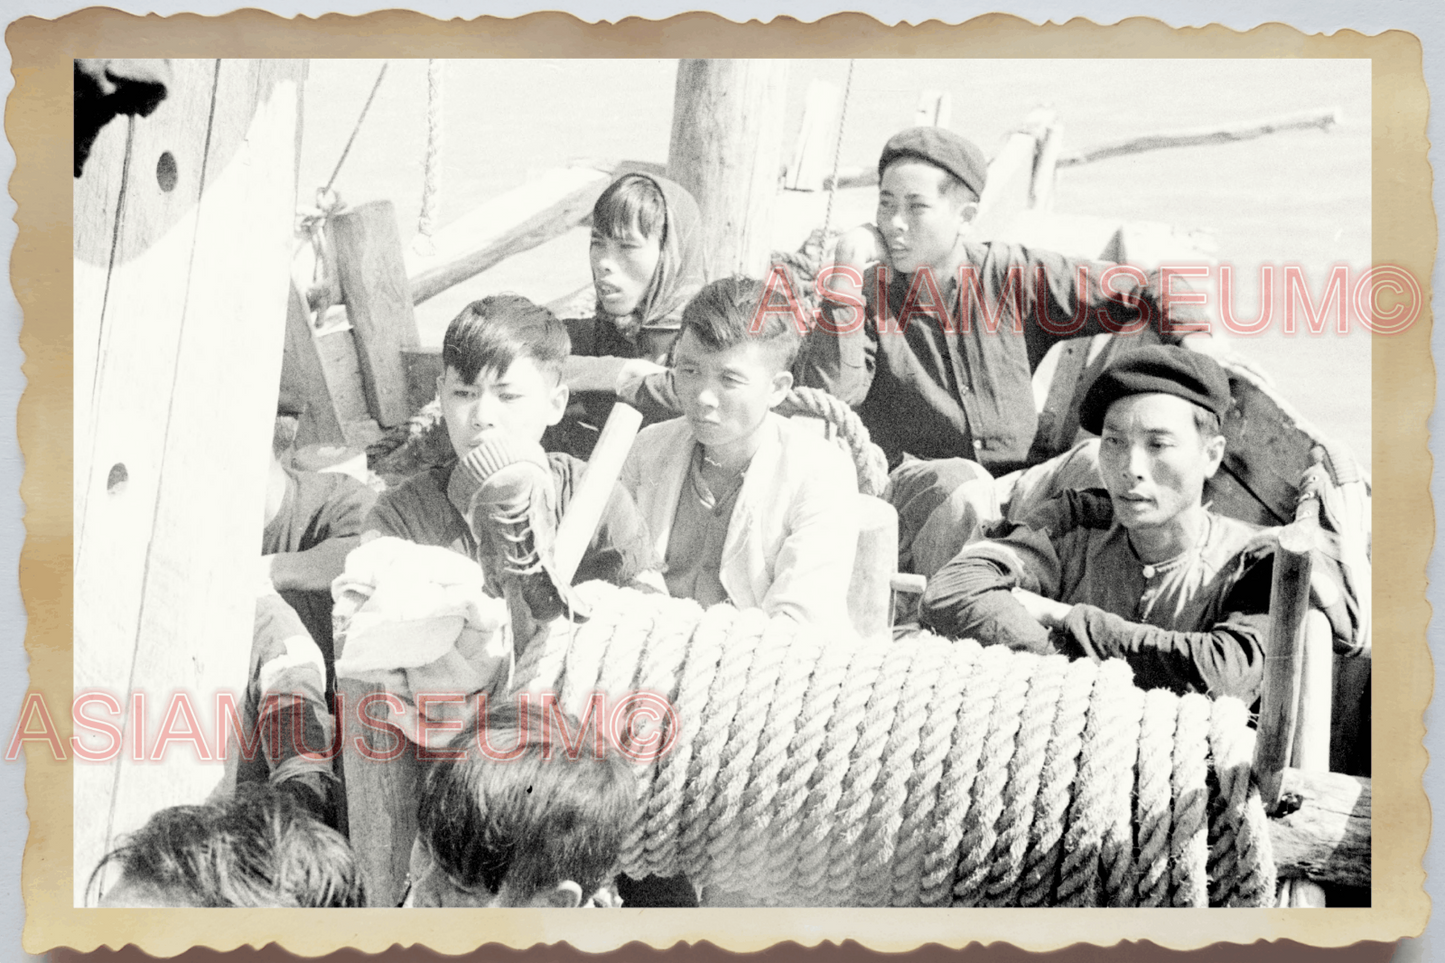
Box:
830 224 887 280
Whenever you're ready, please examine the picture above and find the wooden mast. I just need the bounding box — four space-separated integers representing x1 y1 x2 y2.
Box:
667 59 790 280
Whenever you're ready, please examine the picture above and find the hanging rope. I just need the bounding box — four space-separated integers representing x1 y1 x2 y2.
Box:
415 59 444 257
322 62 388 202
509 582 1278 908
295 62 389 326
820 59 857 241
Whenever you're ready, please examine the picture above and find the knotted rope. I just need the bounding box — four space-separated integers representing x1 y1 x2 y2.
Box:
512 582 1276 907
777 385 889 497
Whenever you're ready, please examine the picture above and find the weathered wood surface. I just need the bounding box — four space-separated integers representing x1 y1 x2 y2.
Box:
337 680 421 907
313 323 383 448
667 59 789 279
1253 515 1318 812
329 200 419 428
1269 769 1371 889
73 58 304 906
785 79 842 192
1057 108 1339 168
406 165 613 306
1279 609 1335 906
972 107 1054 241
280 283 347 448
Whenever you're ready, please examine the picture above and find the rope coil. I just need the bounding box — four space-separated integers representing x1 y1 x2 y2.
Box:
513 582 1277 907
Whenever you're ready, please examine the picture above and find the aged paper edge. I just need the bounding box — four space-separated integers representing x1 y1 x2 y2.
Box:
10 8 1433 956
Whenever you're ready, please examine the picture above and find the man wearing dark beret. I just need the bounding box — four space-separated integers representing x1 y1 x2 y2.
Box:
915 346 1350 705
805 125 1212 475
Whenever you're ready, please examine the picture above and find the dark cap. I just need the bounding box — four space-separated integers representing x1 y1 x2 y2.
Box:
1078 345 1232 435
878 127 988 200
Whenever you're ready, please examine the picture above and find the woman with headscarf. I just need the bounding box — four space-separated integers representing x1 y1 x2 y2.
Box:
551 173 709 458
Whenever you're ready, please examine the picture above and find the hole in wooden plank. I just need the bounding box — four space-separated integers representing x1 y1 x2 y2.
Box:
106 463 128 494
156 151 178 193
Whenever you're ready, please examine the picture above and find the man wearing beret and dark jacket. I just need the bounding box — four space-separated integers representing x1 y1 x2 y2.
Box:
916 347 1354 706
805 126 1211 475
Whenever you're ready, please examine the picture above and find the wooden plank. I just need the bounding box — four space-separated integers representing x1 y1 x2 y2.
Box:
406 166 613 305
1252 520 1316 812
401 346 444 417
281 283 348 449
73 58 220 906
338 679 420 906
329 200 418 427
973 108 1054 241
912 89 952 129
1281 609 1335 906
1269 769 1371 889
1057 108 1339 168
1029 122 1065 211
74 110 131 552
667 59 789 279
784 79 841 192
74 58 304 905
312 323 384 447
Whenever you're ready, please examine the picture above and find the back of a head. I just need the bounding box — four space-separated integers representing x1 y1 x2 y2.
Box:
417 700 638 905
442 294 571 385
89 782 365 908
680 276 803 373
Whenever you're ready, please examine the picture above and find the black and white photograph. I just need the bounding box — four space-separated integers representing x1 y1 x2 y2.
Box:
68 49 1384 933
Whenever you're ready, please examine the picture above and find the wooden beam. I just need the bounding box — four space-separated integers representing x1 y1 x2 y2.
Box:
667 59 789 279
329 200 419 428
1268 768 1370 889
406 166 613 306
1057 108 1340 168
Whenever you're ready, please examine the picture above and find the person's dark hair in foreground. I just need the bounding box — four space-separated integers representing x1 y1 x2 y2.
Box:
88 781 365 907
408 699 638 907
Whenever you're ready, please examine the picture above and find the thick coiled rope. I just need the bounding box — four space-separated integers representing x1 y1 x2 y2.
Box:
512 581 1276 907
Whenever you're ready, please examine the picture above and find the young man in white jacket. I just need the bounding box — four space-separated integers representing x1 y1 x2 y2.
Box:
621 277 860 631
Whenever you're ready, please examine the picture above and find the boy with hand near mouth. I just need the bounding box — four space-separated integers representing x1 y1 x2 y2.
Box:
621 277 859 630
364 294 658 614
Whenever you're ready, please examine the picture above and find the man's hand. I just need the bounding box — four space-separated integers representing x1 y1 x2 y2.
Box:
1010 587 1071 629
616 358 669 403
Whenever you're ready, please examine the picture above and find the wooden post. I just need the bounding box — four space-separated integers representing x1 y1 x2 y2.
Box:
73 58 305 905
974 107 1055 241
667 59 789 279
280 282 348 448
849 496 899 641
1269 768 1371 889
784 79 842 192
1252 518 1317 813
329 199 420 428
